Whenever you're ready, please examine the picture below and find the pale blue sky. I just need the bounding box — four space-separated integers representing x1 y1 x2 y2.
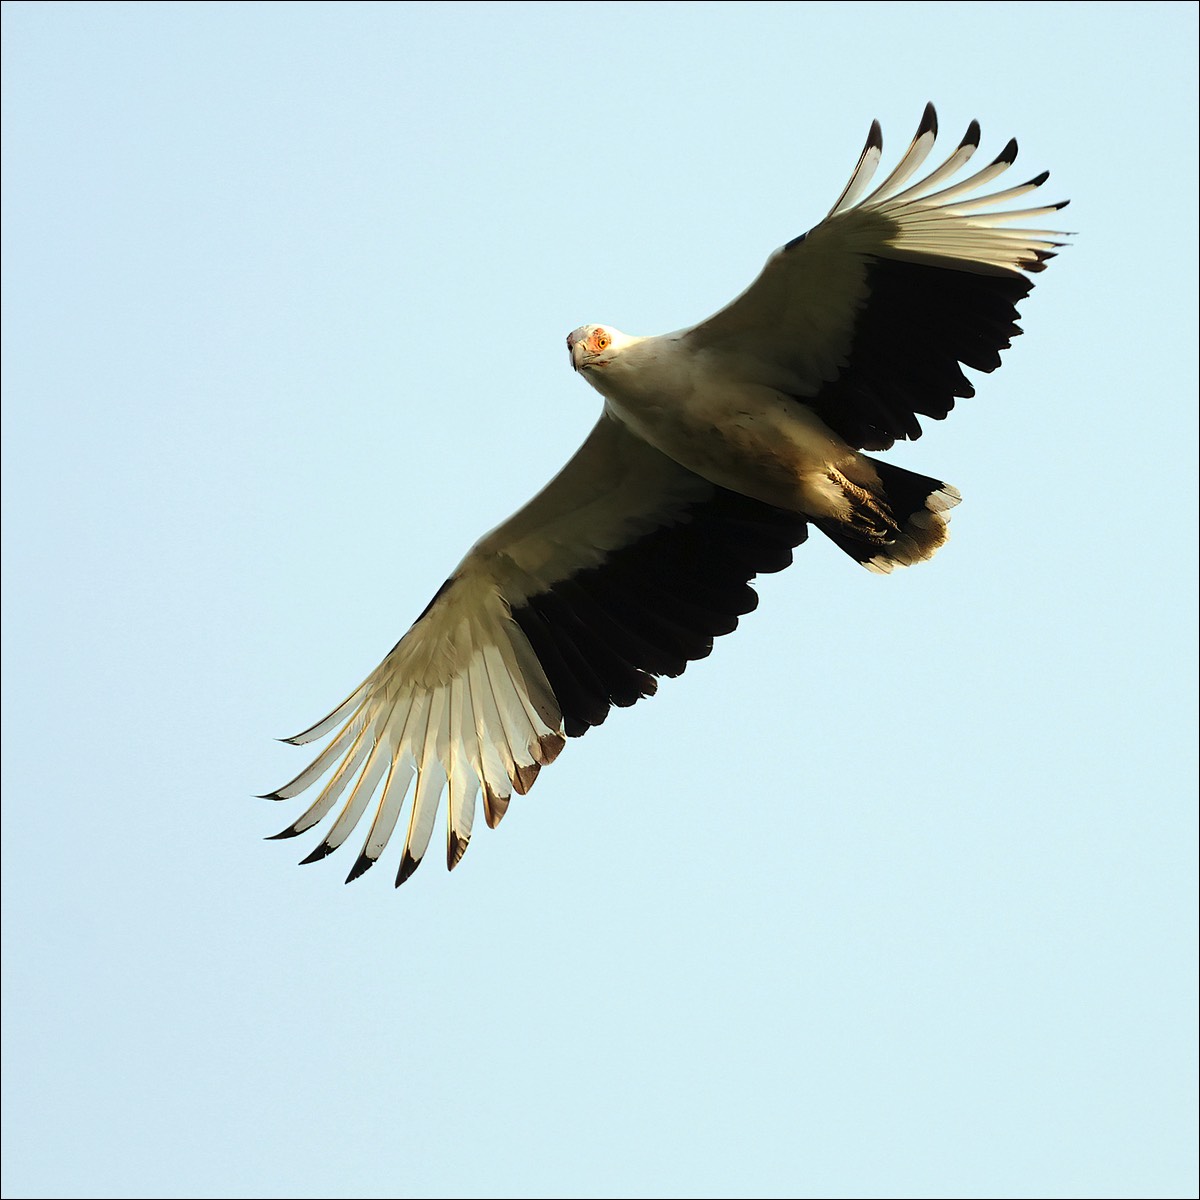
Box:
2 3 1197 1198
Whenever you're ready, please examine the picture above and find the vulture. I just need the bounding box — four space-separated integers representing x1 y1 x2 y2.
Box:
264 104 1068 887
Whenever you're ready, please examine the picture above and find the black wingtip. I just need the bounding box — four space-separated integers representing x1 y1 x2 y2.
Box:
867 118 882 153
535 732 567 766
512 761 540 796
299 842 336 866
345 853 375 884
961 118 982 150
1024 169 1050 189
256 791 283 802
918 102 937 138
395 850 420 887
994 136 1018 166
447 831 469 871
265 825 303 841
482 784 509 829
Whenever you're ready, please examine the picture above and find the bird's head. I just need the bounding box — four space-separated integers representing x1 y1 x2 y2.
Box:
567 324 630 374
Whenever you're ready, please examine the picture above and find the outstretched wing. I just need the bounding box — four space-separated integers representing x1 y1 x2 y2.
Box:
265 411 808 886
685 103 1069 450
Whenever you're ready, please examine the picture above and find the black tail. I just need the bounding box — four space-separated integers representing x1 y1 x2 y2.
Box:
813 456 961 574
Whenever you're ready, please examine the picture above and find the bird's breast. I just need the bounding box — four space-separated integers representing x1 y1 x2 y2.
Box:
602 348 856 516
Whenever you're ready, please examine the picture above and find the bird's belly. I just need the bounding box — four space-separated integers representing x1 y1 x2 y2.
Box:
606 384 856 517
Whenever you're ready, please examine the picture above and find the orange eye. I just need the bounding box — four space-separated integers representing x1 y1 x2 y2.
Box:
593 330 611 351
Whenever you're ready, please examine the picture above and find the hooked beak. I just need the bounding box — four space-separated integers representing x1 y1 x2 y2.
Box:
567 333 586 372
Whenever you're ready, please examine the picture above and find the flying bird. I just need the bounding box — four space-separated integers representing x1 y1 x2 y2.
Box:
265 104 1068 887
